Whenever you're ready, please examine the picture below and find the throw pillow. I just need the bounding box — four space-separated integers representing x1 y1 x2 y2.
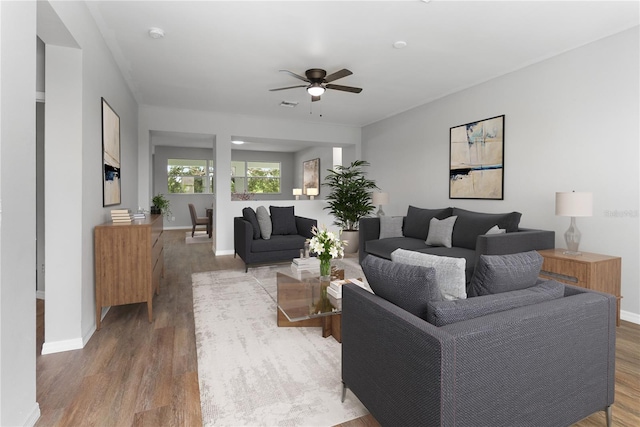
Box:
469 250 544 297
427 279 565 326
242 207 261 240
270 206 298 235
450 208 522 250
425 216 457 248
403 206 453 240
391 248 466 300
379 216 404 239
361 255 442 320
485 225 506 235
255 206 272 240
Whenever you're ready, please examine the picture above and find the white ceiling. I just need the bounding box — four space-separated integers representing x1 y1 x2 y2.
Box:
88 1 639 129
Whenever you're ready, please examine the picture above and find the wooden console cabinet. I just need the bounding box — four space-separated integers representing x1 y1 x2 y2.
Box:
538 249 621 326
95 215 164 330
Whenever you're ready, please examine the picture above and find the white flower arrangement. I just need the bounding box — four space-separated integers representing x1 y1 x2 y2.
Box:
307 225 347 262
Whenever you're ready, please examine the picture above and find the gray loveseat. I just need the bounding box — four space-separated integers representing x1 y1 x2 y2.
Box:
359 206 555 282
341 255 616 426
234 206 317 272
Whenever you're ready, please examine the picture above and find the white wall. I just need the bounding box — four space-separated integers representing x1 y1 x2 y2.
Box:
139 105 361 255
0 1 40 425
363 27 640 322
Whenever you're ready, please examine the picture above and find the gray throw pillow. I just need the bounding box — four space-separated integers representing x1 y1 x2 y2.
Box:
469 250 543 297
379 216 404 239
256 206 272 240
391 248 466 300
402 206 453 240
427 279 565 326
425 216 457 248
361 255 442 320
270 206 298 235
242 207 261 239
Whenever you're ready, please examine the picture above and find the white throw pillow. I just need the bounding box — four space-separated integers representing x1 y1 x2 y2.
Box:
391 248 467 300
485 225 506 234
425 216 457 248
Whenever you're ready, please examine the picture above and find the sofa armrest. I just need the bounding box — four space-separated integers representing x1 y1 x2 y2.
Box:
474 228 555 266
234 217 253 262
295 216 317 238
358 217 383 263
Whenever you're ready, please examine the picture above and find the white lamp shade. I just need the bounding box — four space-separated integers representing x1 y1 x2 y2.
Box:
372 192 389 205
292 188 302 196
556 192 593 217
306 188 319 196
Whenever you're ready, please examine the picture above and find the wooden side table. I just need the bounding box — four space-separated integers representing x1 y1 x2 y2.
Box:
537 249 622 326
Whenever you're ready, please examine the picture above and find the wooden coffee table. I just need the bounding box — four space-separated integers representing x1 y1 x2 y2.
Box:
276 269 344 342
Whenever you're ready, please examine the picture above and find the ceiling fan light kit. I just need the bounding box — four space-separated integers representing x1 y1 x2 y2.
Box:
270 68 362 102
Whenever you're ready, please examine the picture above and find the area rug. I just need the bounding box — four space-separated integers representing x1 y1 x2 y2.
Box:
186 231 211 244
192 260 368 426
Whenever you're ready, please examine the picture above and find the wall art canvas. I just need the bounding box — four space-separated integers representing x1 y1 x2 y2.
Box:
303 158 320 195
450 115 504 200
102 98 121 206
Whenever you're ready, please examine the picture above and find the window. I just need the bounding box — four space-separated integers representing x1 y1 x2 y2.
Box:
167 159 214 194
231 161 281 194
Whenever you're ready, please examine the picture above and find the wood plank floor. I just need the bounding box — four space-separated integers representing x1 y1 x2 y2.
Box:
35 229 640 426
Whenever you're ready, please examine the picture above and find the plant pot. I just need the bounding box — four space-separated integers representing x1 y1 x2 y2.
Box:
341 230 359 254
150 206 161 215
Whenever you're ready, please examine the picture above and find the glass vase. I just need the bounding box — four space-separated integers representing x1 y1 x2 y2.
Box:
319 258 331 280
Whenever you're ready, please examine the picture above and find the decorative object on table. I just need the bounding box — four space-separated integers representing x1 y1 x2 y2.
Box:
151 193 172 219
303 158 320 196
323 160 379 253
308 225 346 279
555 191 593 255
110 208 132 223
328 278 366 299
450 115 504 200
307 187 319 200
372 192 389 217
292 188 302 200
101 98 121 206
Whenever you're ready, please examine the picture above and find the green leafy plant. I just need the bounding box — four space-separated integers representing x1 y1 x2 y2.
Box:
151 193 172 218
323 160 378 231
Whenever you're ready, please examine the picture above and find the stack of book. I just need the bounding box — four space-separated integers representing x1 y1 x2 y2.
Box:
111 208 133 223
132 212 146 220
327 278 366 299
291 257 320 272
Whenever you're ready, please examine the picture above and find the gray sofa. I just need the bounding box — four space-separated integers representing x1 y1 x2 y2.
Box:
234 206 316 271
342 255 616 427
359 206 555 282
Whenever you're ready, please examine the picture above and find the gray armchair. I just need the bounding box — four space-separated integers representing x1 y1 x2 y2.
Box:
341 283 616 426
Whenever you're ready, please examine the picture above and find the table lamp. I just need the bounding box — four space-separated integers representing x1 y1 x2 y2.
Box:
292 188 302 200
555 191 592 255
372 192 389 217
307 188 319 200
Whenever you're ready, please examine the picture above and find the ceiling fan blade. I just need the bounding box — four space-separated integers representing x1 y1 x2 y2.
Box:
311 95 321 102
326 84 362 94
269 85 307 92
279 70 309 82
324 69 352 83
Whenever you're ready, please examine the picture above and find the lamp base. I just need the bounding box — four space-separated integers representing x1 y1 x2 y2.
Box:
376 206 385 217
564 216 582 256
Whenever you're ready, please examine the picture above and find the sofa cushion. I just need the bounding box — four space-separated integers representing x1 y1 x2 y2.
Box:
469 250 543 297
451 208 522 250
361 255 442 320
391 249 466 300
427 279 564 326
365 237 429 260
251 234 307 253
379 216 404 239
256 206 272 240
242 207 261 240
403 206 453 240
270 206 298 235
425 216 457 248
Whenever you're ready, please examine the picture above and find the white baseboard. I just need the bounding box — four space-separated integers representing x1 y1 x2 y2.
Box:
23 402 41 427
216 249 234 256
621 309 640 325
36 290 45 300
41 337 84 355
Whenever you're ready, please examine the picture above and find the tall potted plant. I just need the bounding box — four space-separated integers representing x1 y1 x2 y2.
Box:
323 160 378 253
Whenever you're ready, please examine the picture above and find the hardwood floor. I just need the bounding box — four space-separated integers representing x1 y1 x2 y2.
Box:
35 229 640 426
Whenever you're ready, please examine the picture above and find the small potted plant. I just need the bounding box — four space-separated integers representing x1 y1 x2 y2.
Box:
151 193 172 218
323 160 378 253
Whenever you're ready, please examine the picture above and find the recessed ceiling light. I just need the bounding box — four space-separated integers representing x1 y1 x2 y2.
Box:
148 27 165 39
231 140 245 145
393 40 408 49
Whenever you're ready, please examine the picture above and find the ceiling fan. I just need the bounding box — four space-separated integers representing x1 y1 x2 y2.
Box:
269 68 362 102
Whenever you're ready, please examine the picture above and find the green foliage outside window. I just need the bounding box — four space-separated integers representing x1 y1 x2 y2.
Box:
167 159 214 194
231 161 280 194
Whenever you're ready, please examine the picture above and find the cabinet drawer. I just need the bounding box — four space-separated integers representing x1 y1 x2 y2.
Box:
540 258 588 287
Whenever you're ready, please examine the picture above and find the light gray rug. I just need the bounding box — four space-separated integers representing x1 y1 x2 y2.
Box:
186 231 211 244
192 259 368 426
